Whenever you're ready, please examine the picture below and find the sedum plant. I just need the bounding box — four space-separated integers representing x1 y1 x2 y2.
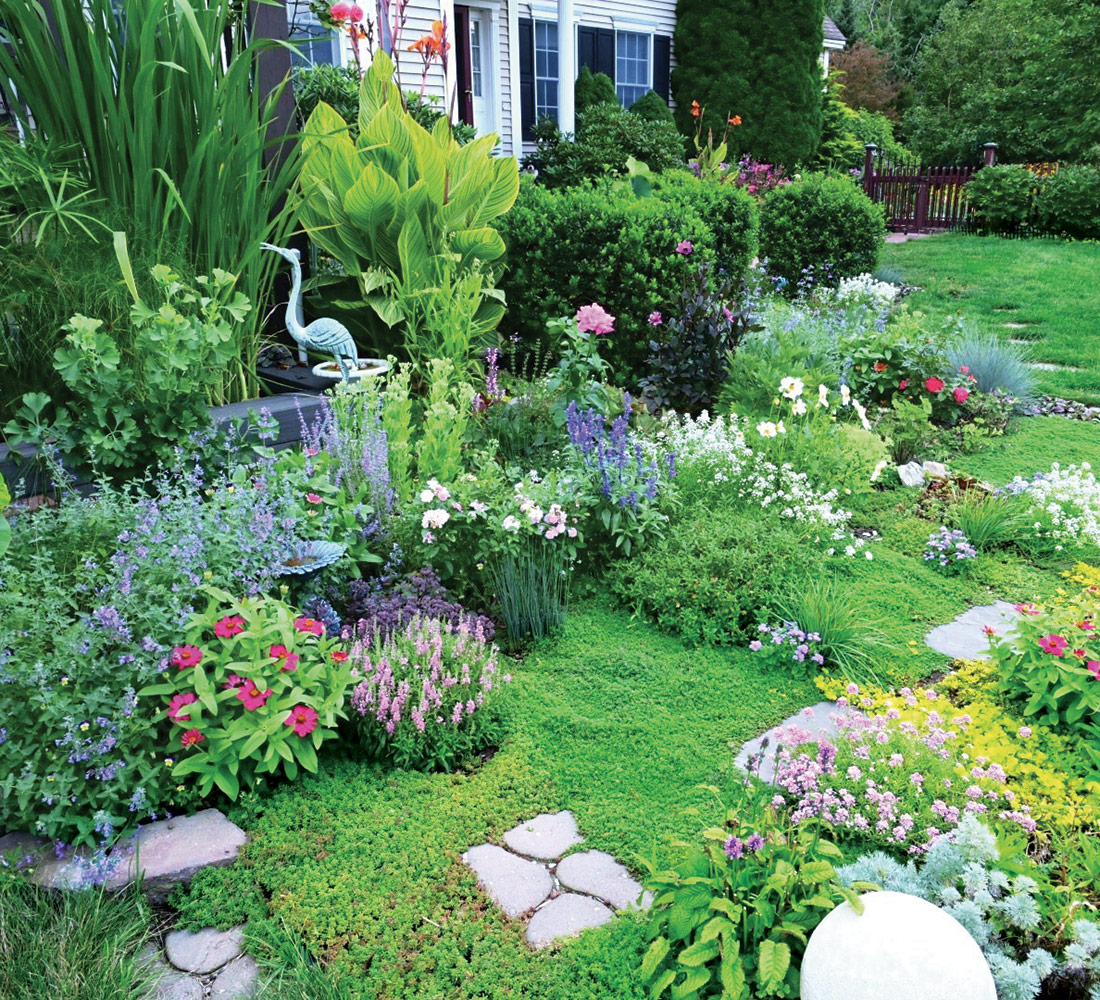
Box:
296 49 519 370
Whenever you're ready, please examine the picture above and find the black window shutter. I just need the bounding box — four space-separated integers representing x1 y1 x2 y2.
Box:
578 25 597 73
595 28 615 80
653 35 671 102
518 17 535 140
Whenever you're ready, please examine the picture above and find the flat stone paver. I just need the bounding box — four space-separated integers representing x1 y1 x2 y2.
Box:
555 851 652 911
526 893 614 949
209 955 260 997
735 702 849 781
925 602 1017 661
164 925 244 975
502 811 582 861
463 843 553 918
155 971 204 1000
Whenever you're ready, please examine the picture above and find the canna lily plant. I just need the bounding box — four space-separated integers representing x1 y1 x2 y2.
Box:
296 49 519 364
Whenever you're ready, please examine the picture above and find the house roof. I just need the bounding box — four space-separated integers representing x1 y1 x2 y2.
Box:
823 16 847 45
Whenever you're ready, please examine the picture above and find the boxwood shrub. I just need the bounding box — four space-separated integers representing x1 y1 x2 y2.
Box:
759 173 885 289
967 164 1038 234
656 172 759 275
1038 165 1100 240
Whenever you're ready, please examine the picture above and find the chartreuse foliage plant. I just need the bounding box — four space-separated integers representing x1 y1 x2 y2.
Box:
640 784 868 999
140 588 354 801
296 49 519 369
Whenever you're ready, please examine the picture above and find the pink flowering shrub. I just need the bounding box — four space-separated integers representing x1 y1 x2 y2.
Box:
766 691 1038 854
349 614 511 771
988 579 1100 733
140 587 353 799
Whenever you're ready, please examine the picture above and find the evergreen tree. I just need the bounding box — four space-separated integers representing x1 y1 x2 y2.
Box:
672 0 825 167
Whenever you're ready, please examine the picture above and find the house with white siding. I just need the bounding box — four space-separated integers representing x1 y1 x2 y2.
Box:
285 1 845 160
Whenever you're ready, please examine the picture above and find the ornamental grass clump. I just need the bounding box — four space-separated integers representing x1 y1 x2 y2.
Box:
349 615 511 771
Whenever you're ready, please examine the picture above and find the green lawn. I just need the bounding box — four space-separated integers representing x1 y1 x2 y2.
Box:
953 415 1100 486
881 234 1100 406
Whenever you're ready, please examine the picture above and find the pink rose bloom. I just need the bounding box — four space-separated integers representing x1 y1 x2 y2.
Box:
575 302 615 335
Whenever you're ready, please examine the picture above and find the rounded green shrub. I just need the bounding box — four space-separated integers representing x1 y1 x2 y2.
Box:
629 89 675 124
1037 165 1100 240
656 172 759 275
575 66 618 111
967 164 1038 234
759 173 885 288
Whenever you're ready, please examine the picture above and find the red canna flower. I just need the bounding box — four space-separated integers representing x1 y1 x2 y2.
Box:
691 100 701 118
729 115 742 126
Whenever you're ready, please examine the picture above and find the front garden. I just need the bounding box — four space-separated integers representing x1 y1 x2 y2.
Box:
3 4 1100 1000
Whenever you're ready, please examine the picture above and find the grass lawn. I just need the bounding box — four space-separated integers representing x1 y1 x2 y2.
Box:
880 234 1100 406
953 415 1100 486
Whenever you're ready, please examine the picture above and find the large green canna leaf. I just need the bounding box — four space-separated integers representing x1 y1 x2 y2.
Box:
344 164 402 263
358 48 403 133
397 215 434 289
451 226 506 264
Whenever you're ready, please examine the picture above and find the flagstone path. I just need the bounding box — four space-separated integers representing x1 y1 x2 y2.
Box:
463 811 652 949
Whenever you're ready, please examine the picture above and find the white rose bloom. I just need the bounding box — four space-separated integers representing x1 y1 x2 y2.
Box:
421 508 450 530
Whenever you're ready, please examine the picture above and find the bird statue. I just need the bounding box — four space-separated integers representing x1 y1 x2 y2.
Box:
261 243 359 378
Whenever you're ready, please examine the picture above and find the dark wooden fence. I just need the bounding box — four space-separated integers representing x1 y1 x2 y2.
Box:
862 143 997 233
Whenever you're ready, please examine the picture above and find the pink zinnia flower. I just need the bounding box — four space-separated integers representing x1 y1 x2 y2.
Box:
575 303 615 335
306 493 323 505
982 625 997 636
270 643 300 673
181 728 205 748
331 650 349 663
675 240 694 255
237 681 273 711
214 615 245 638
285 704 319 737
223 674 245 690
1014 603 1041 615
170 645 203 669
1088 660 1100 679
924 377 944 393
953 386 970 403
294 617 324 636
1077 620 1095 631
1038 633 1068 657
168 692 197 724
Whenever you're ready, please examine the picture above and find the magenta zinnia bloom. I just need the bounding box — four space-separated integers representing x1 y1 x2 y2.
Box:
214 615 245 638
647 311 662 326
168 692 197 724
180 728 205 748
575 303 615 335
285 704 319 737
1038 633 1068 657
294 617 324 636
270 644 299 672
237 681 273 711
170 645 203 669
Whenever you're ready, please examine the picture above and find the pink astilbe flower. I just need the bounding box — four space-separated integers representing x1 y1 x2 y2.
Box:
575 302 615 335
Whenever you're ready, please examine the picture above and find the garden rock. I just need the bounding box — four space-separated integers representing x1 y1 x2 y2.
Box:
164 925 244 975
897 462 925 488
209 955 260 997
463 843 553 917
921 461 948 479
734 702 852 782
105 809 247 900
502 811 583 861
525 893 614 949
800 891 996 999
154 970 204 1000
925 602 1017 661
555 851 652 911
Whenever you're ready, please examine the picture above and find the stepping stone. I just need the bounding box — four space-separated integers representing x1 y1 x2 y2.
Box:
155 971 203 1000
925 602 1017 661
734 702 850 782
503 811 582 861
555 850 652 911
209 955 260 998
105 809 247 900
463 843 553 918
165 925 244 975
526 893 614 949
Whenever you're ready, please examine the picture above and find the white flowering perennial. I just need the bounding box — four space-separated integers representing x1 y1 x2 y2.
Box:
834 273 900 311
650 411 871 556
1006 462 1100 551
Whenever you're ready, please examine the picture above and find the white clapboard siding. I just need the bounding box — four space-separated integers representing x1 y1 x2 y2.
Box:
496 0 514 154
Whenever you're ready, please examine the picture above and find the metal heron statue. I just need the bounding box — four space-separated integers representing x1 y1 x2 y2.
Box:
261 243 359 377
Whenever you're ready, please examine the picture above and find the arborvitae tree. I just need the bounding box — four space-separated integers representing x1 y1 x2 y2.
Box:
575 66 618 113
672 0 825 167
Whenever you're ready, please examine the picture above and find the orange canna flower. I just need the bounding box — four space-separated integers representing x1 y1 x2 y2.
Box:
431 19 450 53
691 100 701 118
729 115 742 126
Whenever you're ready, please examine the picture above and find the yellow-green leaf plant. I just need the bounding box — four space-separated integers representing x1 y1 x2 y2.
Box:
296 49 519 377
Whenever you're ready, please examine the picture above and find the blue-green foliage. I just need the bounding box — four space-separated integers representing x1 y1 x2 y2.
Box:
946 331 1037 401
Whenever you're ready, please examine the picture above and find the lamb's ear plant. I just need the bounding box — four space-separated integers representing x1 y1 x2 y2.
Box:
640 783 872 1000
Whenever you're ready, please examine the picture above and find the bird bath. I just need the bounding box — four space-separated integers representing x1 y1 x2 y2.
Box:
311 358 390 380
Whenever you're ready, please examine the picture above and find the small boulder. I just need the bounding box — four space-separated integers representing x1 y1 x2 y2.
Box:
209 955 260 998
897 462 925 488
164 926 244 975
921 461 948 479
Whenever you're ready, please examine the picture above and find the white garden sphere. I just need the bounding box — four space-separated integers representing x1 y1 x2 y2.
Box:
800 891 996 1000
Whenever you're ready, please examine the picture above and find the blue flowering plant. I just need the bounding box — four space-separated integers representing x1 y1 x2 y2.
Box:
138 587 354 800
640 777 868 1000
562 395 677 557
923 526 979 574
747 621 829 675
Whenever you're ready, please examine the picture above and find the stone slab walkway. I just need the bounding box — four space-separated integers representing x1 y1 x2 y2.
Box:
463 811 652 950
143 925 258 999
925 602 1017 661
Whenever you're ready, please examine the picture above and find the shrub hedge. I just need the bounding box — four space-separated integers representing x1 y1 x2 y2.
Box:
967 164 1038 234
1038 165 1100 240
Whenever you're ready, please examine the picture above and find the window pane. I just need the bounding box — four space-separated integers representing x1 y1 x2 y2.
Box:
615 31 650 108
534 20 559 123
471 19 483 97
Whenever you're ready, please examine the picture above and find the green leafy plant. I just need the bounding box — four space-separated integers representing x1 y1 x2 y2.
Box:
967 165 1040 234
1038 165 1100 240
630 90 676 124
140 588 354 800
575 66 618 111
951 492 1028 550
296 49 518 367
640 783 865 999
0 474 9 559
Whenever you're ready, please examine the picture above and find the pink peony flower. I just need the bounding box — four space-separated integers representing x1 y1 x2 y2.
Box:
330 1 351 18
575 303 615 335
348 3 363 18
214 615 245 638
1038 633 1068 657
170 645 203 669
953 386 970 403
168 692 197 724
924 377 944 393
181 728 205 748
294 617 325 636
237 681 273 711
675 240 694 255
285 704 319 737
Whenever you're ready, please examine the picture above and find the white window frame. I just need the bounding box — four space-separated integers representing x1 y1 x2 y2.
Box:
533 17 560 124
613 29 652 109
460 0 504 138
